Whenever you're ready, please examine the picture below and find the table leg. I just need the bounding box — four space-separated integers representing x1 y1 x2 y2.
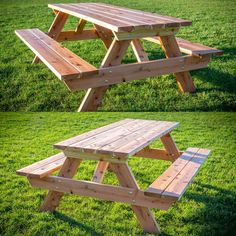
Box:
40 157 82 212
109 163 161 234
160 132 181 161
92 160 109 183
94 24 113 49
131 39 149 62
78 38 131 112
32 11 68 64
158 35 196 93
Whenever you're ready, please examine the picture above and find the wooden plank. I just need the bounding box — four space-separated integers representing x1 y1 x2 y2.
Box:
29 175 172 210
48 4 134 33
87 3 191 27
109 163 161 233
162 148 211 199
112 122 179 157
144 37 223 56
30 29 97 74
92 161 109 183
134 147 182 161
64 54 211 91
15 29 80 80
57 29 100 42
158 35 196 93
160 133 181 161
131 39 149 62
75 19 87 34
33 11 68 64
16 153 66 177
78 38 131 112
94 24 113 49
68 119 151 152
63 150 127 164
40 157 82 211
54 119 134 150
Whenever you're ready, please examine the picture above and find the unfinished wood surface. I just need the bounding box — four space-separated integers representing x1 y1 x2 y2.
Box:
92 161 109 183
29 175 172 210
145 37 224 57
48 3 191 33
110 163 161 234
57 29 99 41
16 153 66 178
54 119 179 157
160 133 181 161
134 147 183 161
40 157 82 212
33 11 68 64
158 35 196 93
78 38 131 111
65 54 211 91
131 39 149 62
144 148 211 200
94 24 113 49
15 29 98 80
75 19 87 33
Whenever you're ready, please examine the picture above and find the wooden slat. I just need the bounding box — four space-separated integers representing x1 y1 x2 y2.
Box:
16 153 66 177
48 3 191 33
29 175 173 210
54 119 134 150
163 148 211 199
92 3 192 27
48 4 133 33
15 29 97 80
64 55 211 91
68 119 151 152
145 37 223 56
144 148 211 200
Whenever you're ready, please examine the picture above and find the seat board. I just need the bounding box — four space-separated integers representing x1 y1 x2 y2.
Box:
15 29 97 80
16 153 66 178
145 37 223 56
48 3 191 32
144 148 211 200
54 119 179 157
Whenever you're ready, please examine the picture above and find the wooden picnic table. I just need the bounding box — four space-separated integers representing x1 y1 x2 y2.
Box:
17 119 211 234
15 3 223 111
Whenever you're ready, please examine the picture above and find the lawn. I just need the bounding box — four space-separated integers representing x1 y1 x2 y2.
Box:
0 112 235 235
0 0 236 111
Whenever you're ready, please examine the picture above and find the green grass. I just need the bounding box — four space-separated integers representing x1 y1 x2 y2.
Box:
0 0 236 111
0 112 235 235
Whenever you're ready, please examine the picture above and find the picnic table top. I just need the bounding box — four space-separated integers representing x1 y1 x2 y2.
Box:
48 3 192 33
54 119 179 157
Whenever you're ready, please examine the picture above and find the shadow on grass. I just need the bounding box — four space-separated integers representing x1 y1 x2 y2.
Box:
53 211 103 236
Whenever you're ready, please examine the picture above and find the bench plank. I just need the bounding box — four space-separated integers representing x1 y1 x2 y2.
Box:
15 29 97 80
16 153 66 178
145 37 223 56
144 148 210 200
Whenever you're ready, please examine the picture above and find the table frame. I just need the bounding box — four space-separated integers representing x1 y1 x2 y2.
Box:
28 131 180 234
33 8 202 111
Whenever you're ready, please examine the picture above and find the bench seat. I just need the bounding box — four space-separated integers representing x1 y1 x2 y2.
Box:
145 37 223 57
16 153 66 178
144 147 211 200
15 29 98 82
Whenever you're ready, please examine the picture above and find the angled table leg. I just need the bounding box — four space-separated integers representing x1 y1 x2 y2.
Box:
78 38 131 112
158 35 196 93
32 11 68 64
160 132 181 161
131 39 149 62
40 157 82 212
75 19 87 34
94 24 113 49
92 160 109 183
109 163 161 234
